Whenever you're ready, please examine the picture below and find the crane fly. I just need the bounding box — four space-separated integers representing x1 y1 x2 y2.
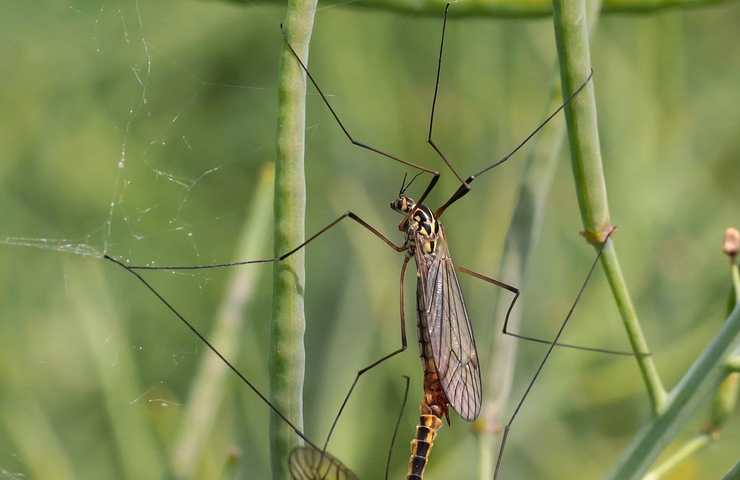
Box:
402 206 615 479
115 3 642 478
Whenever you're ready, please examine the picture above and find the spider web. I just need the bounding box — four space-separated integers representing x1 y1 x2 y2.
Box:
0 1 287 478
1 3 259 260
2 0 433 474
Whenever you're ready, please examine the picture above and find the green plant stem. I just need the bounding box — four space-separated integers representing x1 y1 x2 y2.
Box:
475 4 603 477
171 165 273 479
606 305 740 480
222 0 738 18
271 2 317 479
643 433 713 480
722 461 740 480
705 260 740 433
644 241 740 479
551 0 668 416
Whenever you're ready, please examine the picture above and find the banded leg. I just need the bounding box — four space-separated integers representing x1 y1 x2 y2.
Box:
457 266 636 356
124 211 405 271
427 6 593 219
490 231 613 480
279 26 441 207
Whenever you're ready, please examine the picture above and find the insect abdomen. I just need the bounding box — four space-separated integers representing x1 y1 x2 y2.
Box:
407 413 443 480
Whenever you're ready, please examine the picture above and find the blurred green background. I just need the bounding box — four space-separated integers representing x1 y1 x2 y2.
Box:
1 1 739 479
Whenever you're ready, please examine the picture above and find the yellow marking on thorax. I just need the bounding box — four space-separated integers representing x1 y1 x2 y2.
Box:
411 208 438 254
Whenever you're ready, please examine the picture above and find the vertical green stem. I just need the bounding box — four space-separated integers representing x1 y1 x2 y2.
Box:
552 0 609 235
271 2 317 479
551 0 668 415
476 5 603 478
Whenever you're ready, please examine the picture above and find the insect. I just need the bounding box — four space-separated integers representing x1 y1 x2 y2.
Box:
119 3 636 477
288 447 358 480
405 225 615 480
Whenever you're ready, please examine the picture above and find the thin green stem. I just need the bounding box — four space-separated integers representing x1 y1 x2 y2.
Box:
643 233 740 479
723 461 740 480
272 2 317 479
171 165 274 479
223 0 738 18
551 0 668 415
607 305 740 480
644 433 713 480
476 3 603 477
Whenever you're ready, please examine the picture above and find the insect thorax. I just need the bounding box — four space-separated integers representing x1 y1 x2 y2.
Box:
406 205 439 254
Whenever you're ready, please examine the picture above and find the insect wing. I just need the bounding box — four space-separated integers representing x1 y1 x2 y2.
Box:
288 446 359 480
415 227 482 421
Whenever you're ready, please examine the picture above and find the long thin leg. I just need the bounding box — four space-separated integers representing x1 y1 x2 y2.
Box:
322 256 412 452
385 376 411 480
123 211 405 271
427 4 594 218
279 24 441 206
433 69 593 219
105 253 406 478
491 231 612 480
457 266 638 356
303 375 411 480
103 254 323 453
426 3 464 185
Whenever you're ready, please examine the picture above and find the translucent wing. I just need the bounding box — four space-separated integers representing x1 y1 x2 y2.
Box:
288 446 359 480
415 226 482 421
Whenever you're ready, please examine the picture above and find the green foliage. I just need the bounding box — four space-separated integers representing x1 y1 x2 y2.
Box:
0 1 739 479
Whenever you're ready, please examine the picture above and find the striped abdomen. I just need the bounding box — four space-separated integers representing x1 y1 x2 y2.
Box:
407 412 443 480
408 261 450 479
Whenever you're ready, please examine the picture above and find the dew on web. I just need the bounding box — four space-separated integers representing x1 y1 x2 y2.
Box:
0 236 103 258
4 1 285 477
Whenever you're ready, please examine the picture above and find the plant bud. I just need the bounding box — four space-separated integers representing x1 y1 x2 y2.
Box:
723 228 739 259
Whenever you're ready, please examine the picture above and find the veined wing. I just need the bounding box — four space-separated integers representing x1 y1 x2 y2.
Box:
288 446 359 480
415 226 482 421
